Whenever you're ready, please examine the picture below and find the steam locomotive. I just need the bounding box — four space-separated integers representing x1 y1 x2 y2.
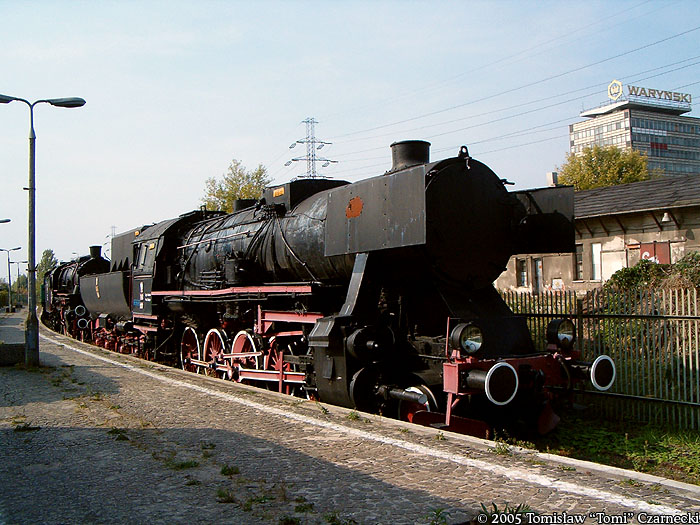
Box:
42 141 615 436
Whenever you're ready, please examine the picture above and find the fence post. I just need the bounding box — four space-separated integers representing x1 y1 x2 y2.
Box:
576 297 584 356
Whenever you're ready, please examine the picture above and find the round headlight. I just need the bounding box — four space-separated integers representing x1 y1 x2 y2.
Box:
546 318 576 350
449 323 482 354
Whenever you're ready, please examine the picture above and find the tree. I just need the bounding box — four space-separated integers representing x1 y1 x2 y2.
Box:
202 160 271 212
557 145 656 191
36 249 58 291
12 274 28 305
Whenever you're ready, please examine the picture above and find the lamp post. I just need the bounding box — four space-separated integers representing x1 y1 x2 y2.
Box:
0 94 86 366
11 260 29 307
0 247 21 312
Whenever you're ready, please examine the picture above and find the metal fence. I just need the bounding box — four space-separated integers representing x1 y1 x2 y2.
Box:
501 288 700 430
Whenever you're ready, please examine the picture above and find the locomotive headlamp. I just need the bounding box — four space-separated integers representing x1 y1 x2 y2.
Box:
546 318 576 351
449 323 482 354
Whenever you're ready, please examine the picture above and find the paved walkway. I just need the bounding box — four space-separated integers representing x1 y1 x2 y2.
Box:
1 314 699 524
0 310 25 366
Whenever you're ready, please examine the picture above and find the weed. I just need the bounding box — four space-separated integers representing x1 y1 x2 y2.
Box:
426 507 449 525
323 512 358 525
216 487 238 504
294 501 314 513
242 495 269 511
493 441 511 456
221 464 240 476
559 465 576 472
620 478 643 487
346 411 360 421
185 479 201 486
109 404 120 410
316 402 329 415
480 502 533 517
435 431 446 441
279 516 301 525
202 450 213 459
166 459 199 470
200 441 216 450
13 422 40 432
494 430 536 450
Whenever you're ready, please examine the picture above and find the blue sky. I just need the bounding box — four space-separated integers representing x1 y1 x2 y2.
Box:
1 0 699 272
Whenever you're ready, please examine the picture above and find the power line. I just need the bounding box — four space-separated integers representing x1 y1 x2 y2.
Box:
321 0 658 122
326 57 700 168
333 55 700 149
328 25 700 141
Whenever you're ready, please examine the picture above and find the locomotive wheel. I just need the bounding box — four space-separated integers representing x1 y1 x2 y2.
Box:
267 341 293 394
231 330 261 372
397 385 438 423
203 328 229 379
268 338 310 398
180 327 201 374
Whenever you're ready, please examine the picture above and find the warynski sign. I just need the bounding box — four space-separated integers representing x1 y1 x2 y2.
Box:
628 85 692 103
606 79 691 104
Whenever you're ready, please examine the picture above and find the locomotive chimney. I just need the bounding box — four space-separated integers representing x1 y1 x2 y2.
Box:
390 140 430 172
89 245 102 259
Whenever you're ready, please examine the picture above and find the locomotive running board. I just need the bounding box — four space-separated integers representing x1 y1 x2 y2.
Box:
153 284 313 300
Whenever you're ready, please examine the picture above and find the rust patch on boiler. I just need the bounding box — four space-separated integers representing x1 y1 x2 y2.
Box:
345 196 363 218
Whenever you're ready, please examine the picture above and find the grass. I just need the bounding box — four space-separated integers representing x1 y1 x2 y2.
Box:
425 508 449 525
165 458 200 470
323 512 358 525
216 487 237 504
534 413 700 485
220 464 240 476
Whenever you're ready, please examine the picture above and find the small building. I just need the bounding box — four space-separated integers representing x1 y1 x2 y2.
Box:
496 174 700 293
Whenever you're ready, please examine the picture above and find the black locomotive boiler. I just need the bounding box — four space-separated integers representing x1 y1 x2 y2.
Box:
46 141 615 436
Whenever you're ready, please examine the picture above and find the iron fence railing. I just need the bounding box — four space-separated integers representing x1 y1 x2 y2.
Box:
501 288 700 430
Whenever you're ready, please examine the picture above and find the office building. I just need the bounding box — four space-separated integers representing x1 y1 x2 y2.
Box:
570 80 700 177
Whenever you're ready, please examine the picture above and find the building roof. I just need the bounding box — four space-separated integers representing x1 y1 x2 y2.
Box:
579 99 691 118
575 174 700 218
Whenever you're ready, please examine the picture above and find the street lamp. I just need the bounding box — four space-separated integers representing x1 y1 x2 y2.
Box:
11 260 29 307
0 94 86 366
0 247 21 312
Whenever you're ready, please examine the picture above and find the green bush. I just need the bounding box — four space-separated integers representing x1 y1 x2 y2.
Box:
606 252 700 291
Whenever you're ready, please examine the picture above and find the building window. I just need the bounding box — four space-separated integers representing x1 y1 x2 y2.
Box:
591 243 602 281
516 259 528 287
574 245 584 280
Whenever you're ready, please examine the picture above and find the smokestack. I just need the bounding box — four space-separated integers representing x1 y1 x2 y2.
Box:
390 140 430 172
89 245 102 259
547 171 559 187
